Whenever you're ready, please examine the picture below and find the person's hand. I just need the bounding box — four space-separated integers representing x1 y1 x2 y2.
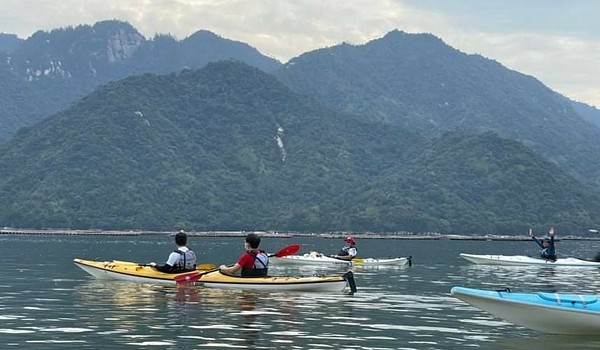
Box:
149 262 157 267
219 264 227 271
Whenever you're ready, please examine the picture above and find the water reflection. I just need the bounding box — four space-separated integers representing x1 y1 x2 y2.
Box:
497 335 600 350
7 236 600 349
451 264 600 293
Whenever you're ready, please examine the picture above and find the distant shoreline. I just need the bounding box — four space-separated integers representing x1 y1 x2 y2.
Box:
2 228 600 241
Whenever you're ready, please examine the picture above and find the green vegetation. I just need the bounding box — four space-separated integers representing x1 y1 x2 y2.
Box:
275 30 600 187
0 61 599 234
2 25 600 234
0 20 281 141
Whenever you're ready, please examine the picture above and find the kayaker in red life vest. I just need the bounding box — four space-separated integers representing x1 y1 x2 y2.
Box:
150 230 197 273
220 233 269 277
331 236 358 261
529 227 557 261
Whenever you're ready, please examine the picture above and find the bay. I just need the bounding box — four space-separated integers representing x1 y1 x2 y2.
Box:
2 234 600 349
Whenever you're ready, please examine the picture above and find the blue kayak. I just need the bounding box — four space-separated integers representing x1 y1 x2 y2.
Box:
451 286 600 334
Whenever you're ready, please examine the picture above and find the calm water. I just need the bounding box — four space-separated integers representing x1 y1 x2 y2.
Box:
3 235 600 349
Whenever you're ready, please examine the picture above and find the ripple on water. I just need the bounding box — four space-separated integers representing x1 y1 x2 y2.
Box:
38 327 95 333
0 315 25 320
0 329 35 334
197 342 247 348
23 306 49 310
189 324 240 330
125 340 176 346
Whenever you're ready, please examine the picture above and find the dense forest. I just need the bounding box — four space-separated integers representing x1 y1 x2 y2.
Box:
1 22 600 234
0 62 598 234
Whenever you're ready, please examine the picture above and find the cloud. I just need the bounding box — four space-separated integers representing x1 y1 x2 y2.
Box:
0 0 426 60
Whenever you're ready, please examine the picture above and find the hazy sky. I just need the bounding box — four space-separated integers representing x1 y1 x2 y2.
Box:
1 0 598 107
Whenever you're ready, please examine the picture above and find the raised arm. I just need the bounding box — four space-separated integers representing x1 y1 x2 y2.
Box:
529 228 543 248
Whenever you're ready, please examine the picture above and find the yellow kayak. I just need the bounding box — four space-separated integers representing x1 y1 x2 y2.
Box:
194 270 355 293
73 258 213 284
74 258 357 293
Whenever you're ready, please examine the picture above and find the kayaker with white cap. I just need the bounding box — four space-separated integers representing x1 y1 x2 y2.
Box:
529 227 557 261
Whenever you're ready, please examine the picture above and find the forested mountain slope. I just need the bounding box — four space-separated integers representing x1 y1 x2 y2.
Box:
0 20 280 141
275 30 600 186
0 61 597 233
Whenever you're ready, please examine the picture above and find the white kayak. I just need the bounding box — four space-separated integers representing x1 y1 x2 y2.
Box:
459 253 600 267
451 286 600 334
270 252 411 267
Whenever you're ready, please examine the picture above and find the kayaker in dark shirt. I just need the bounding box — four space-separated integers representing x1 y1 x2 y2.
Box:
529 227 556 261
150 230 197 273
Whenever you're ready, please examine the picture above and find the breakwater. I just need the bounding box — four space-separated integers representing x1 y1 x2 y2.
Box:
2 228 599 241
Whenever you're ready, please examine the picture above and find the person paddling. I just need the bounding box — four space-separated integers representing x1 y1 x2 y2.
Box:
331 236 358 261
219 233 269 277
529 227 557 261
150 230 197 273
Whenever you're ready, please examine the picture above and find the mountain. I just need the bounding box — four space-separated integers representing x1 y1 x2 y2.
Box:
0 20 281 141
0 61 416 230
0 33 23 52
0 61 598 233
329 131 600 234
274 30 600 187
571 100 600 129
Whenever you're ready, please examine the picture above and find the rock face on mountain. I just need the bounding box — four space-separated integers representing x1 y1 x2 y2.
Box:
0 20 281 141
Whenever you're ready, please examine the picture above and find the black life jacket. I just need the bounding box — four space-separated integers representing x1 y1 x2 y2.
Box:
241 250 269 277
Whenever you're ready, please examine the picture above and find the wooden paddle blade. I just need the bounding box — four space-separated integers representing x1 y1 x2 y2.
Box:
273 244 301 257
174 271 201 285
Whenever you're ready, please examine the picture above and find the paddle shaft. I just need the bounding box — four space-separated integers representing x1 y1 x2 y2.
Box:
175 243 300 284
113 260 215 270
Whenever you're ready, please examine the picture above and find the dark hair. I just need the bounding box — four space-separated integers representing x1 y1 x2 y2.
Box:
245 233 261 248
175 231 187 246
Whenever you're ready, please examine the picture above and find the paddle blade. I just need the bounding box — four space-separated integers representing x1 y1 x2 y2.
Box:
273 244 301 257
174 271 201 285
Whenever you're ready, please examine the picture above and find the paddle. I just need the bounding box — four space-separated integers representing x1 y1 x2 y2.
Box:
174 244 301 285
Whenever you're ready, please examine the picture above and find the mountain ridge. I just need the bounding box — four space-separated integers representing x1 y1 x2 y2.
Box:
274 29 600 186
0 61 598 233
0 20 281 141
1 22 600 233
